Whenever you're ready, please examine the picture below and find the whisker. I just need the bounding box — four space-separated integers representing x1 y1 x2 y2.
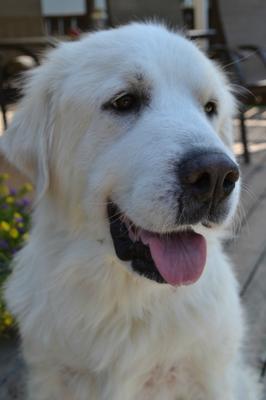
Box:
241 183 256 202
222 51 258 70
231 203 246 236
230 83 255 99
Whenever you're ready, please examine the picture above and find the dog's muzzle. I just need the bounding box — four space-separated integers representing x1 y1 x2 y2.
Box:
107 150 239 287
107 202 207 287
177 151 239 225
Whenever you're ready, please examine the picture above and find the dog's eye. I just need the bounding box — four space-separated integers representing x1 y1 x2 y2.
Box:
111 93 139 112
204 101 217 117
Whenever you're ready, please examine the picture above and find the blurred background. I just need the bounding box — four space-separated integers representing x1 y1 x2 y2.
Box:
0 1 265 398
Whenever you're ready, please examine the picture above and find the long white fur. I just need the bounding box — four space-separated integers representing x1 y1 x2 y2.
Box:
1 23 261 399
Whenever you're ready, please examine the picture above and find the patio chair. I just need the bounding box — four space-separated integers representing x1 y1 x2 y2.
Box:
0 0 46 129
106 0 182 28
0 51 39 129
0 0 45 39
210 0 266 163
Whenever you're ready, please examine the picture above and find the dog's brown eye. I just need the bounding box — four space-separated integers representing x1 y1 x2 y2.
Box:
204 101 217 117
111 94 139 112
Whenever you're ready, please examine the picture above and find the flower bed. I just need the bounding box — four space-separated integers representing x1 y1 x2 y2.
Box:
0 173 32 336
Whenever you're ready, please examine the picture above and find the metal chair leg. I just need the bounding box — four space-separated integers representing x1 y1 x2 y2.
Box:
1 103 7 129
239 111 250 164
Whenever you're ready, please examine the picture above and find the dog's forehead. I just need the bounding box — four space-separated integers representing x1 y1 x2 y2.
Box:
77 23 218 90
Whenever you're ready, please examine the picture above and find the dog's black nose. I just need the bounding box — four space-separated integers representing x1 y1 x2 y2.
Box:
179 152 239 205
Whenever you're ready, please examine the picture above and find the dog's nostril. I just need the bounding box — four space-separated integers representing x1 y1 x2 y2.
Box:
190 172 211 191
179 151 240 205
186 170 214 202
222 169 239 195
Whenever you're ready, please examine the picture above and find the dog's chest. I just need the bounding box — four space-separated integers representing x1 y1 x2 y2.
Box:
138 364 199 400
144 365 177 388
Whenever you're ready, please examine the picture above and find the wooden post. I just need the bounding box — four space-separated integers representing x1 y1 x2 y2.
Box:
193 0 209 29
91 0 107 28
193 0 209 50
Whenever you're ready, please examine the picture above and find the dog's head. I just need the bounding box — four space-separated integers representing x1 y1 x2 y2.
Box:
0 23 240 286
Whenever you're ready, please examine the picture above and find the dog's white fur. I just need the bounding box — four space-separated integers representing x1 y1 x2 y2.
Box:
1 23 261 399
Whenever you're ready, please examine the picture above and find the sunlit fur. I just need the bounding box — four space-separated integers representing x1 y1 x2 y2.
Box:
1 23 261 399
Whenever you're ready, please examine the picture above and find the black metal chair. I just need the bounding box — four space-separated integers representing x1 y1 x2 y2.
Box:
0 0 48 129
210 0 266 163
0 48 40 129
106 0 182 28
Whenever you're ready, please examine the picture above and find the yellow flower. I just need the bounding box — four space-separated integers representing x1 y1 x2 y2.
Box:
0 185 10 197
23 233 29 241
23 183 34 192
0 221 10 231
14 212 22 219
9 228 19 239
0 173 9 181
6 196 15 204
4 316 13 326
3 311 11 318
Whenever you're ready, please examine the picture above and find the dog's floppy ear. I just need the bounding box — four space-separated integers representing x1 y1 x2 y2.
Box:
0 64 55 200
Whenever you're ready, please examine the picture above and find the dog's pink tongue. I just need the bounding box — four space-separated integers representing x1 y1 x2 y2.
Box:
140 231 207 286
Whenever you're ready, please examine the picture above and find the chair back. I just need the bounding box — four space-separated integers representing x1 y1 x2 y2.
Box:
211 0 266 83
0 0 45 38
107 0 182 28
214 0 266 48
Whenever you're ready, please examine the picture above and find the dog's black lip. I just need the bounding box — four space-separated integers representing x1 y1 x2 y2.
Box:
107 201 166 284
202 221 212 228
178 192 228 226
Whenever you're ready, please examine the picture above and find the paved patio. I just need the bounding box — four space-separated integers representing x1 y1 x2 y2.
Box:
230 110 266 398
0 108 266 398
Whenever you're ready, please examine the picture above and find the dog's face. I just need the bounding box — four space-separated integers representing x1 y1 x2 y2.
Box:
1 23 240 286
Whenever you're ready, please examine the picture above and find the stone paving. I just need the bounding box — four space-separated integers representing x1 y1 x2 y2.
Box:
0 339 25 399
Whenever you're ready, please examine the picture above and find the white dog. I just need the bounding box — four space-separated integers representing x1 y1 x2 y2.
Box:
1 23 261 400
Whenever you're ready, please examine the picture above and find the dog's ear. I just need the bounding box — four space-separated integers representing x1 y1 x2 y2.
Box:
0 64 55 200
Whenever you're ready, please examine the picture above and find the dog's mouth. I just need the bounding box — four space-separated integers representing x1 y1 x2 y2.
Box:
107 202 207 286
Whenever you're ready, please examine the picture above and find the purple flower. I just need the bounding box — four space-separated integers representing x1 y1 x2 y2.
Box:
10 188 17 196
0 240 9 250
11 247 19 255
21 198 30 207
